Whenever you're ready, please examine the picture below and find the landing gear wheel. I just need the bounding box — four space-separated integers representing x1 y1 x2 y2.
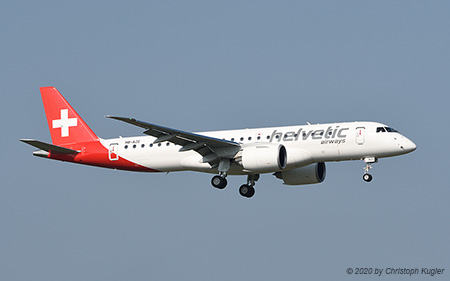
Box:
363 174 373 182
239 184 255 198
211 175 227 189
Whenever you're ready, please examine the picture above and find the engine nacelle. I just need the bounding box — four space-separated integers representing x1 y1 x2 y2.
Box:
284 147 313 169
274 162 326 185
239 143 287 173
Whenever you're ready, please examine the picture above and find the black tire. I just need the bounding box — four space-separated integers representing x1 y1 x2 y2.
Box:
247 186 255 198
211 175 227 189
363 174 373 182
239 184 255 198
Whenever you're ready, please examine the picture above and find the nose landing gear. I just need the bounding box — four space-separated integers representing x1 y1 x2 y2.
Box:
363 157 377 182
363 173 373 182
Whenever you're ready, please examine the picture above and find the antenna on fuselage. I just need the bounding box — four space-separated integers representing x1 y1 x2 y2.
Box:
306 122 311 125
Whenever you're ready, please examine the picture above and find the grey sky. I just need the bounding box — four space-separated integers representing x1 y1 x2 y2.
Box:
1 1 449 280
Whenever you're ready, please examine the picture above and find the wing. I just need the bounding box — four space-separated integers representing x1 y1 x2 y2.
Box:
106 116 241 167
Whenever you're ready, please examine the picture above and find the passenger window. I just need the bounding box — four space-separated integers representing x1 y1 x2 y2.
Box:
124 145 128 149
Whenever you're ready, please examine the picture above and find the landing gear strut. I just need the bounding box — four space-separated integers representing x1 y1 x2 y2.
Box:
211 159 230 189
363 157 377 182
239 174 259 198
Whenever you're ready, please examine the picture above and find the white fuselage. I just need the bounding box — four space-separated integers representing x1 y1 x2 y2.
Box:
100 121 416 175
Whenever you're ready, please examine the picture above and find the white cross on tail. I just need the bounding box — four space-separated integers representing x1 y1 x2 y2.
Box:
52 109 77 137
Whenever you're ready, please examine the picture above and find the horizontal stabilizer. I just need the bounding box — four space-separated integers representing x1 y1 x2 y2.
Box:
20 139 79 154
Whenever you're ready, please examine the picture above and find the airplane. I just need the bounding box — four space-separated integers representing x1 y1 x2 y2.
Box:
21 87 417 198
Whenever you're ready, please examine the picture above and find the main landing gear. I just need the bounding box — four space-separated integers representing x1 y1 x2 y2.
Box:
211 159 230 189
239 174 260 198
211 173 260 198
211 159 260 198
211 175 227 189
363 157 377 182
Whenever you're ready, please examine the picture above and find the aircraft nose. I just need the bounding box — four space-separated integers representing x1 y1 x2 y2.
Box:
400 137 417 153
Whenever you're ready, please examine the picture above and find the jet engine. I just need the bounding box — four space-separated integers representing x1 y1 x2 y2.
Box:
274 162 326 185
237 143 287 173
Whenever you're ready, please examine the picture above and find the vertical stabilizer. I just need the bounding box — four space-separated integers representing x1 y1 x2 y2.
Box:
40 87 98 145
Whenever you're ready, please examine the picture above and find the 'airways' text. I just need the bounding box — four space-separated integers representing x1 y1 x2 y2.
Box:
321 139 346 145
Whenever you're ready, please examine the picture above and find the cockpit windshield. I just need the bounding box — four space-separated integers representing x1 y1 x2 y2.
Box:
377 127 398 133
386 127 398 132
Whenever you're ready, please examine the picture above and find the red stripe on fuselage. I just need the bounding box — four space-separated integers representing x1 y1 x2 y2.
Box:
48 140 160 172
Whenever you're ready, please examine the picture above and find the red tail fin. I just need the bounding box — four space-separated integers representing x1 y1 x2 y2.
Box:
40 87 98 145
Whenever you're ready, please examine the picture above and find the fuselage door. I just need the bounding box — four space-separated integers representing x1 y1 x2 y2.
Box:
109 143 119 161
356 127 365 145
